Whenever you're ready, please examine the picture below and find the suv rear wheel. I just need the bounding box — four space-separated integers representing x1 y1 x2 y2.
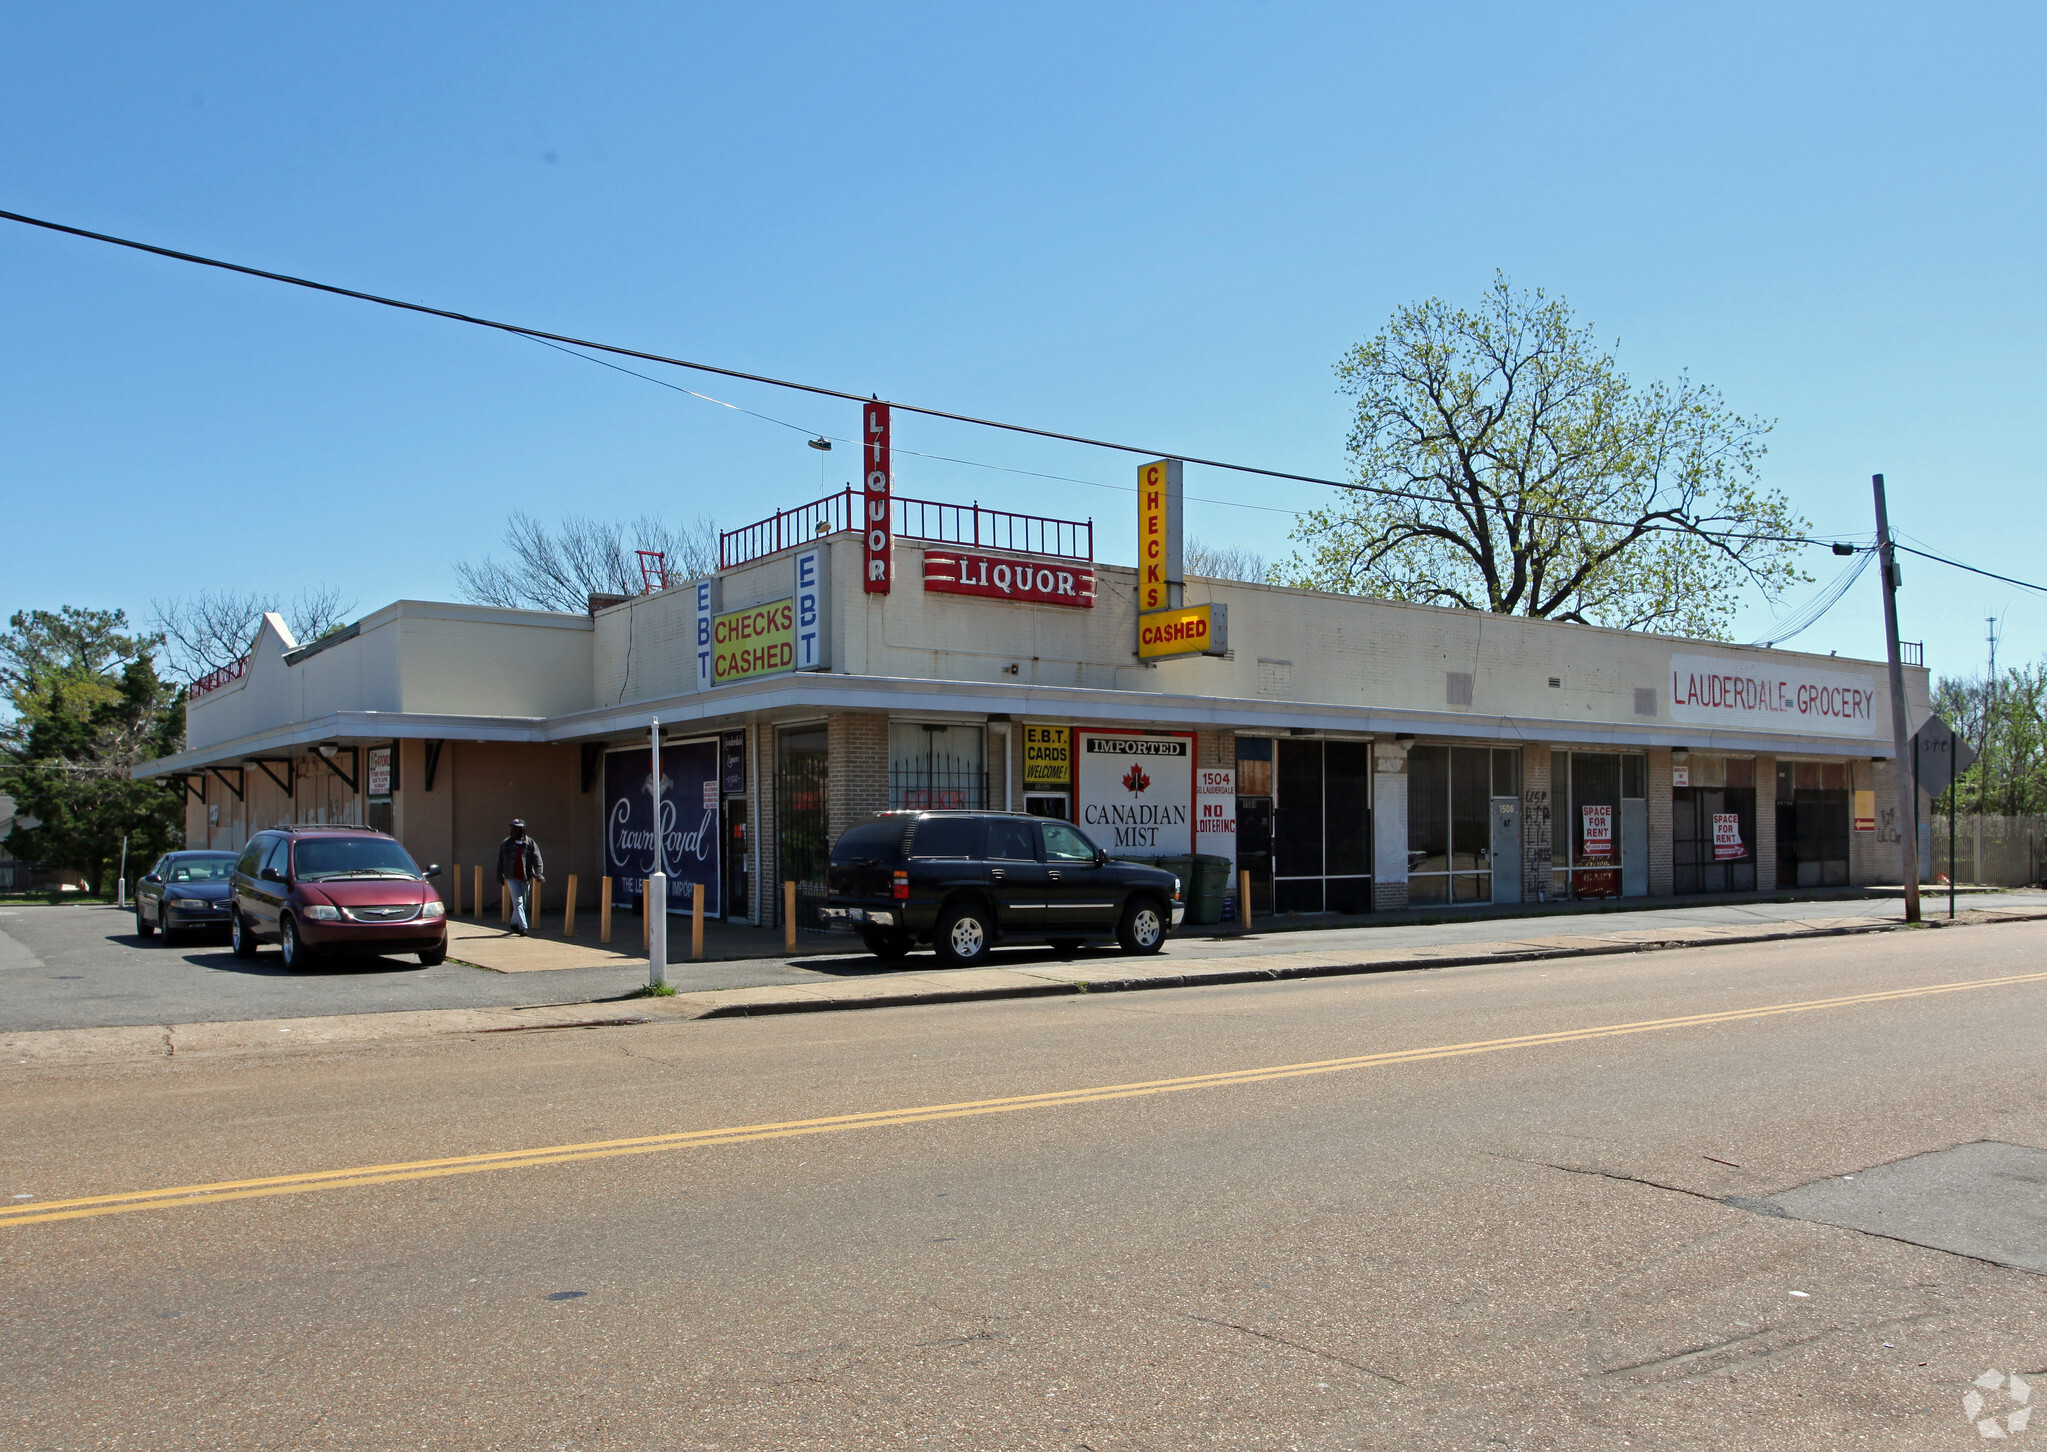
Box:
231 910 260 958
859 926 912 962
1116 897 1167 955
935 903 993 967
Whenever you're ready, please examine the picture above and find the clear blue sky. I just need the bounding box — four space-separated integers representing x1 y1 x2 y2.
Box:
3 2 2041 685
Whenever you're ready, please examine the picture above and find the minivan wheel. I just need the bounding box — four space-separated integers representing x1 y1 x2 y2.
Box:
231 910 260 958
280 916 316 971
934 905 992 967
1116 898 1167 955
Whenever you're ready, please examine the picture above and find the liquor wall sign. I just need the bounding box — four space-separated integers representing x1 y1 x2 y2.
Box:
1074 730 1196 857
923 550 1096 607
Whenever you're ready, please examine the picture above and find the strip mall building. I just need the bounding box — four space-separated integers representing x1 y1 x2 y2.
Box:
139 453 1932 927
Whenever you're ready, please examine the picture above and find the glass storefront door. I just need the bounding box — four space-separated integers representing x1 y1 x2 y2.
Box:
1407 745 1519 905
1673 756 1757 893
1552 751 1646 899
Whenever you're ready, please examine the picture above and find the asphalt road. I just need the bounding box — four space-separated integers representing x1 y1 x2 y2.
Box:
9 891 2044 1033
5 920 2046 1449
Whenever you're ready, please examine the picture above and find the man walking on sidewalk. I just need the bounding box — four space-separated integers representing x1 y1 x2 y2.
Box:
497 819 545 936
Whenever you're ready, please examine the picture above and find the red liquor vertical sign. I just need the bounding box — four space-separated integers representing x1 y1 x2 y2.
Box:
863 401 891 593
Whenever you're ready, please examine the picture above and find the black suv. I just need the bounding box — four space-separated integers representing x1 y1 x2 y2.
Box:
823 811 1184 966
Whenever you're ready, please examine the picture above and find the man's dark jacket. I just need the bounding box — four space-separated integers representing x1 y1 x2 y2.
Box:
496 836 545 884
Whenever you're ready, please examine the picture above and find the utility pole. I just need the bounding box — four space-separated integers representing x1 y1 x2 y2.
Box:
648 715 668 987
1872 474 1921 922
1977 615 1999 887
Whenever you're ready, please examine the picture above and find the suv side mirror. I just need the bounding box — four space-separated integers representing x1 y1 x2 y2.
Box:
1094 848 1110 866
259 866 285 883
422 864 442 879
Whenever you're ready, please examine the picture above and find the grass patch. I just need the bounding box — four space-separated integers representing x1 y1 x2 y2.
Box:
629 981 678 997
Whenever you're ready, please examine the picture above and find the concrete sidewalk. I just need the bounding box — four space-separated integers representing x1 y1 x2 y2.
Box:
9 896 2045 1067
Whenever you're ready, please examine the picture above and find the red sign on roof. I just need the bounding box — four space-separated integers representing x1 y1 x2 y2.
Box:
922 551 1096 608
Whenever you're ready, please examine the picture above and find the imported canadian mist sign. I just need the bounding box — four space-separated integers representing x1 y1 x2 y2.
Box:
1075 730 1195 856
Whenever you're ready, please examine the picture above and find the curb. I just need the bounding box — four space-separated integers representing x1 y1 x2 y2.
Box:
6 908 2042 1064
690 908 2047 1018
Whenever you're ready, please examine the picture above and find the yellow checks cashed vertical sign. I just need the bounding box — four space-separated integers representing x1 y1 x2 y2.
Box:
1137 459 1182 612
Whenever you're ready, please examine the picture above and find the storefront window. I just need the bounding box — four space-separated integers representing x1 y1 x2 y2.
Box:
1778 760 1850 886
777 726 829 930
889 722 985 810
1551 750 1644 899
1408 746 1517 905
1270 738 1371 914
1674 756 1757 893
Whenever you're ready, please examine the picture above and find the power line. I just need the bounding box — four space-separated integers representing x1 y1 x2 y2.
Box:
0 206 1846 549
1893 543 2047 597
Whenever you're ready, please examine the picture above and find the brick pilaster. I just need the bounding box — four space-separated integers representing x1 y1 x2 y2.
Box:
826 713 889 841
1754 756 1778 891
1647 748 1674 898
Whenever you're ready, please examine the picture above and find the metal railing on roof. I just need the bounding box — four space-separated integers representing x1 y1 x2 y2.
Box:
719 489 1093 570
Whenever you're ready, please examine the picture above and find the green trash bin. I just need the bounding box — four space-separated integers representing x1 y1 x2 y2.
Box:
1153 855 1195 915
1188 853 1232 926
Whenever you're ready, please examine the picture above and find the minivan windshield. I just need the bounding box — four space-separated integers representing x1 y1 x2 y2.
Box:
292 836 423 882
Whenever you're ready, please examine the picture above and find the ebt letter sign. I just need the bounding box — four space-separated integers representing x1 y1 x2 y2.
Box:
1668 653 1882 739
1075 730 1195 857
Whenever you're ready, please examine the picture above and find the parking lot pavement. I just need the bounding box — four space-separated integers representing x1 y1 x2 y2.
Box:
8 892 2046 1036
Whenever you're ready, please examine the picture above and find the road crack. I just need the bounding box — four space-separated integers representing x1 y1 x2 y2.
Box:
1182 1314 1405 1386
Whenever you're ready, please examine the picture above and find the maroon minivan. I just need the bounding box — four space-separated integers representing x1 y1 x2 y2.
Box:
229 826 448 970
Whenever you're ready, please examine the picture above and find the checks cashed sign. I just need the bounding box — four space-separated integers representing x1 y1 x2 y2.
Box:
1668 654 1882 739
1075 730 1195 856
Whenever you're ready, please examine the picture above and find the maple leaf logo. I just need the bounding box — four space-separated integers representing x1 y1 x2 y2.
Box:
1122 763 1151 795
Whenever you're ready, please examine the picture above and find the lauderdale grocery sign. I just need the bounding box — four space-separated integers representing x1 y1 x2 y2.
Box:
1668 653 1882 738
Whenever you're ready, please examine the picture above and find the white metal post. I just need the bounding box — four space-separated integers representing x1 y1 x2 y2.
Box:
648 716 668 986
117 833 129 907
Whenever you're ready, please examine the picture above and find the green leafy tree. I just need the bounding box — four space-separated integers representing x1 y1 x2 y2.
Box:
1934 662 2047 817
0 608 185 894
1274 276 1809 638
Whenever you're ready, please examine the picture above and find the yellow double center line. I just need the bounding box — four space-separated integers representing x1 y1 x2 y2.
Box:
8 968 2044 1230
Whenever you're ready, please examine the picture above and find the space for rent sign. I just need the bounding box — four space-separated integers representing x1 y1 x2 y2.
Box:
1668 654 1882 739
1075 730 1195 857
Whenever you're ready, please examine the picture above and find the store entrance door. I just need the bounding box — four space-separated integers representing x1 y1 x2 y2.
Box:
1490 797 1522 903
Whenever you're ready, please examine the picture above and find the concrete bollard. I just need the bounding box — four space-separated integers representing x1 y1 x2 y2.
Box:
692 880 705 961
599 877 613 943
500 883 511 925
1239 870 1253 931
473 866 483 919
563 874 578 938
784 880 796 952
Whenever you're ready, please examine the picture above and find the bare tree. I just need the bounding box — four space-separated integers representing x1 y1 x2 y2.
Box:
150 586 354 683
454 512 721 613
1184 537 1268 582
